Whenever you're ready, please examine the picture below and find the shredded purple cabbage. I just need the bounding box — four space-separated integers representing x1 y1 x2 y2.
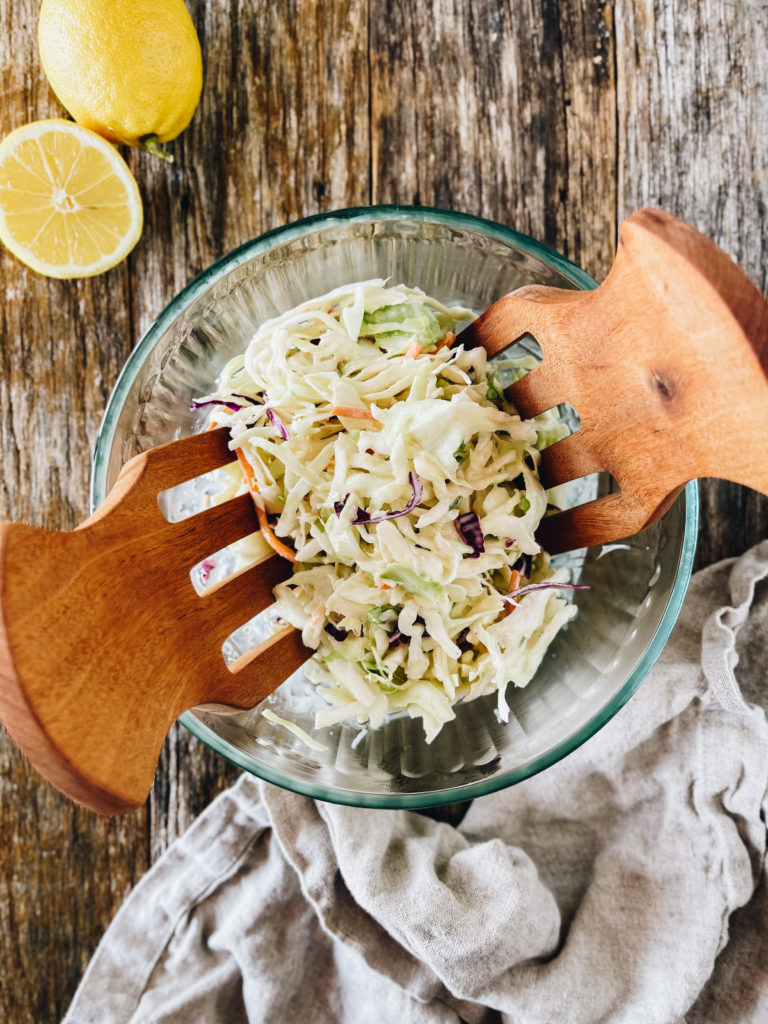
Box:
507 581 589 602
200 558 216 583
504 538 516 549
324 623 348 642
388 629 409 649
266 407 290 440
334 473 424 525
511 553 533 578
190 393 260 413
454 511 485 557
190 398 243 413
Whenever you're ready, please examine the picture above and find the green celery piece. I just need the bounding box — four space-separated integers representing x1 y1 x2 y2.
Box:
486 379 503 403
367 604 395 624
361 303 443 346
391 666 408 687
380 564 443 601
361 659 384 676
376 666 409 691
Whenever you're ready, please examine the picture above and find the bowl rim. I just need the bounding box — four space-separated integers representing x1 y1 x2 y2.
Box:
91 205 597 505
91 204 699 808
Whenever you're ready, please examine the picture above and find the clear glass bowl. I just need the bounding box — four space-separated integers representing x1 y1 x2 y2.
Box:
92 206 698 808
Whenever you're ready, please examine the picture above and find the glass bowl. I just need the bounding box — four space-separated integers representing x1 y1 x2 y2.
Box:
92 206 698 808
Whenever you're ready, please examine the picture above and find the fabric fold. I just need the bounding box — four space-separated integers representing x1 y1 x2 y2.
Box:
64 543 768 1024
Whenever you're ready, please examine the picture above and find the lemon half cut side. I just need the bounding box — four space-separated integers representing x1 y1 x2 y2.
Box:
0 119 143 279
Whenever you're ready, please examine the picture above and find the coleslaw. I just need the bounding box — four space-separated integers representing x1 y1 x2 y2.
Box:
195 281 582 741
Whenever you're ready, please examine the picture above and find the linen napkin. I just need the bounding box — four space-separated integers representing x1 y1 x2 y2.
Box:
64 542 768 1024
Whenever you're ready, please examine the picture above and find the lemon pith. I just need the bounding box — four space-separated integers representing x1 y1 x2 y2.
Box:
38 0 203 148
0 119 143 279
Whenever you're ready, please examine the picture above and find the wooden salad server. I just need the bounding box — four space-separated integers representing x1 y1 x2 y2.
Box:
0 207 766 815
462 207 768 554
0 428 308 814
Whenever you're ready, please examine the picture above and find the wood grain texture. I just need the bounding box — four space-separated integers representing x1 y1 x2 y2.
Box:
371 0 618 271
0 429 307 815
464 208 768 553
0 0 767 1020
0 3 147 1022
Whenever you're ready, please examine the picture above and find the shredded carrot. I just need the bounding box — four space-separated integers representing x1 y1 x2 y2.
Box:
505 570 521 616
402 338 422 361
330 405 375 420
434 331 456 352
236 448 297 563
378 582 394 590
236 446 257 488
308 607 324 630
207 419 219 431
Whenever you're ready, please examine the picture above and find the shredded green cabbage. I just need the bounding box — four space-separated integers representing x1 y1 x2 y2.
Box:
198 281 577 741
261 709 329 751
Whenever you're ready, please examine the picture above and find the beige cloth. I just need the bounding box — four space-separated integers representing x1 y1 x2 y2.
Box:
64 542 768 1024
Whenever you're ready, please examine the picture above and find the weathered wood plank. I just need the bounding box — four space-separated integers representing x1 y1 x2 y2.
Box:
370 0 618 272
558 0 618 274
0 3 149 1022
615 0 768 566
372 1 567 242
0 763 148 1023
129 0 371 344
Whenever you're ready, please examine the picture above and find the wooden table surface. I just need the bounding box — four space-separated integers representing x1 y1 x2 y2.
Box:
1 1 767 1020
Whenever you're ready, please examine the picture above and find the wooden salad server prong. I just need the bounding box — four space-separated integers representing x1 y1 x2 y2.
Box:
0 428 308 814
461 208 768 554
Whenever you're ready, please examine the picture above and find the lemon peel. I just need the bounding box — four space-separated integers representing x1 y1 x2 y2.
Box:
38 0 203 152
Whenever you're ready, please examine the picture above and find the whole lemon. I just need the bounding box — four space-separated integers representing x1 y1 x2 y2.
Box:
38 0 203 152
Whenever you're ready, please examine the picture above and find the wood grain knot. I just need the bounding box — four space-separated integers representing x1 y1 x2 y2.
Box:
649 369 676 402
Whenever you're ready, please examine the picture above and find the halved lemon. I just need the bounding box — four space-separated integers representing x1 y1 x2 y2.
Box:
0 119 143 279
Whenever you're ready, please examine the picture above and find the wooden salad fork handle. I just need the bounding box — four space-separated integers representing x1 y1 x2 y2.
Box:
462 208 768 554
0 428 307 814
